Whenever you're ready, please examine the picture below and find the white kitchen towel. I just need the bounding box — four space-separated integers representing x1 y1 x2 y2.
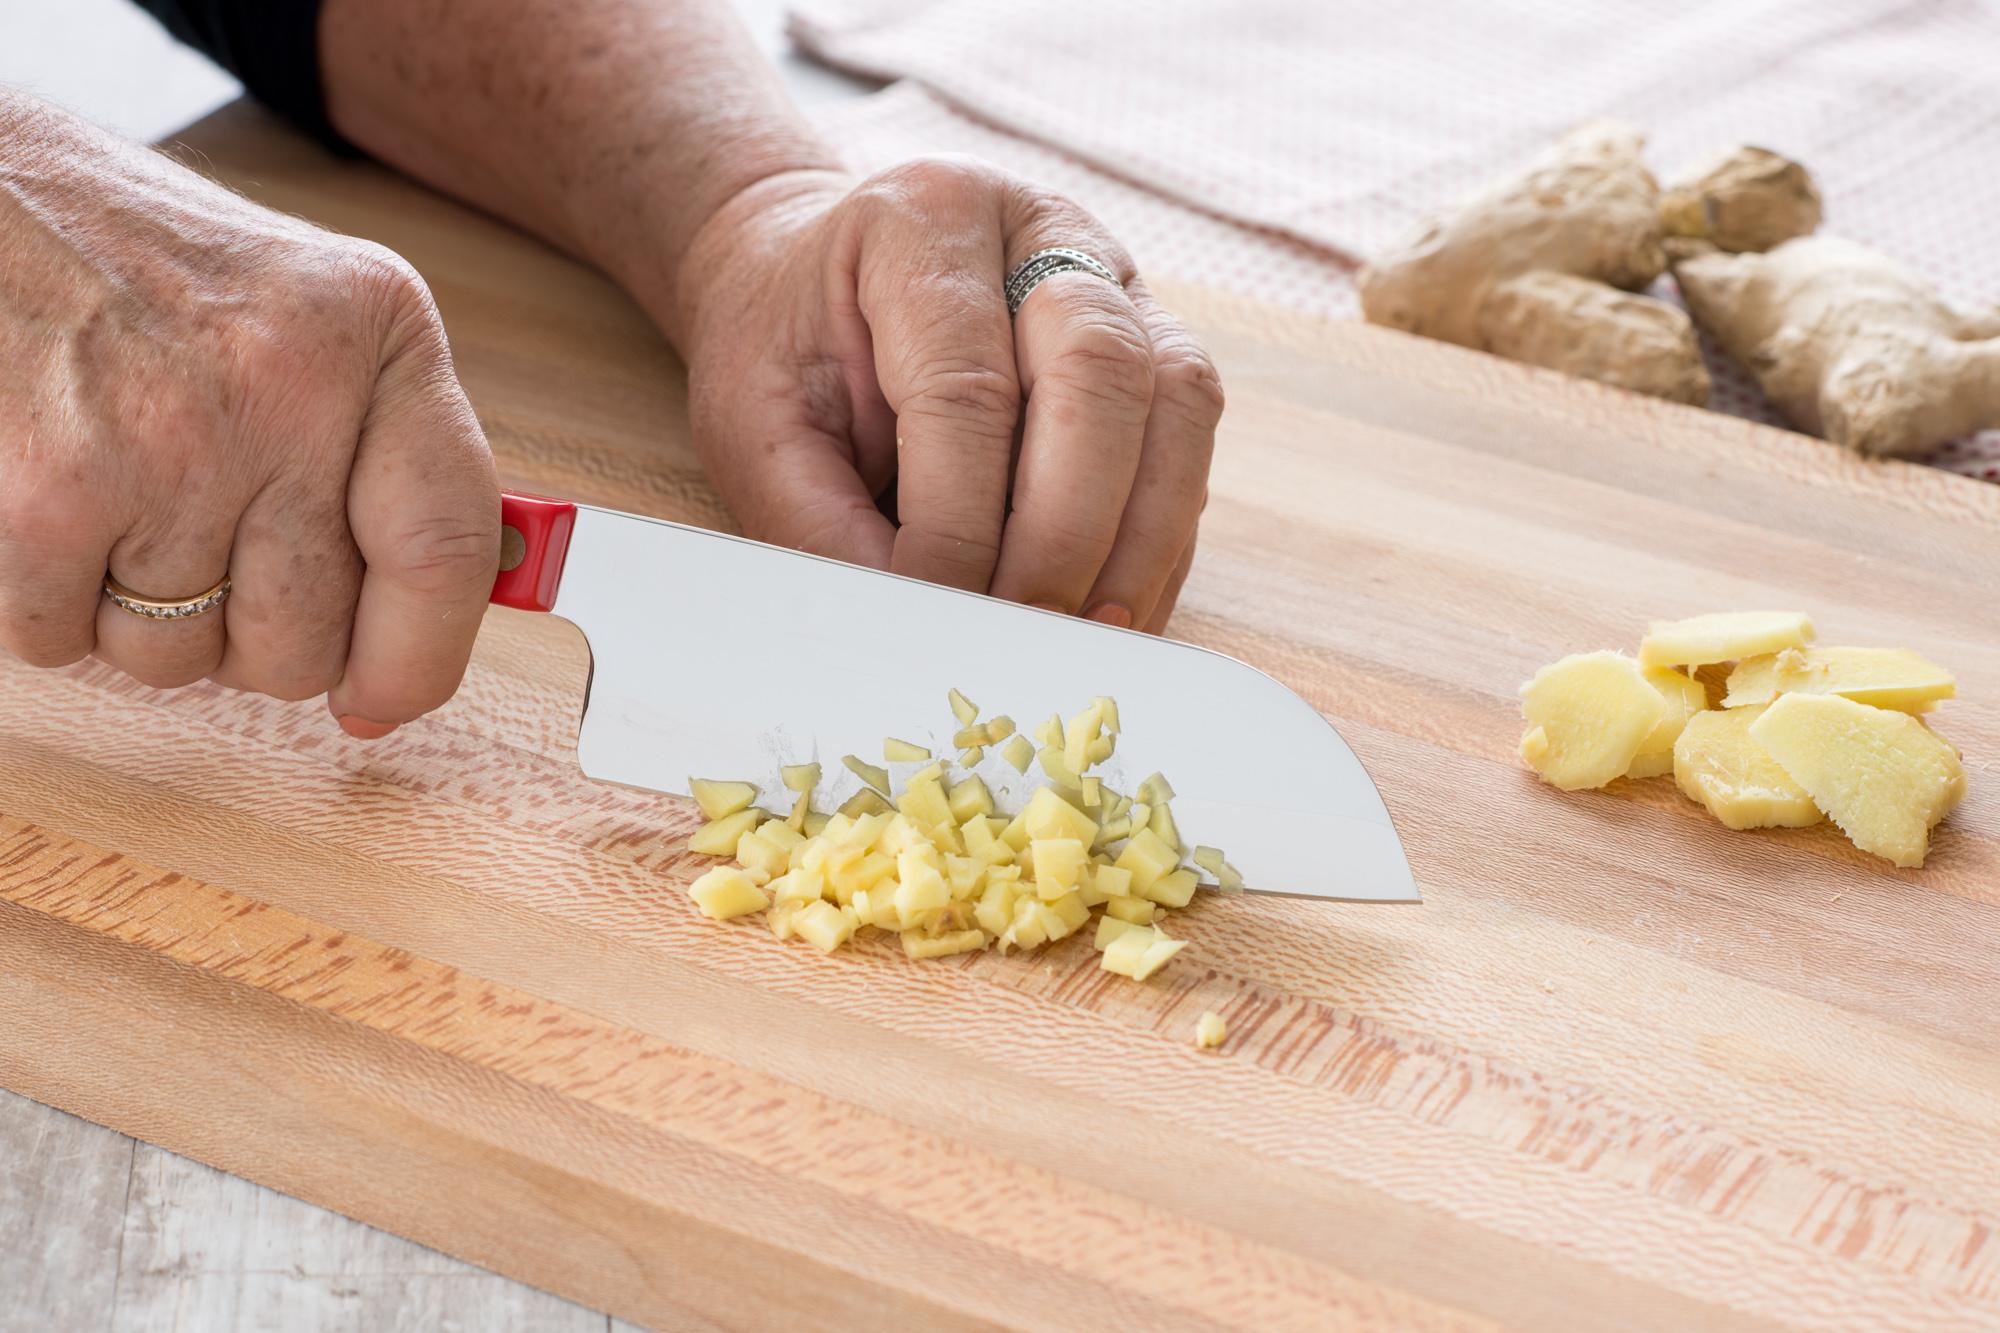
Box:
793 0 2000 480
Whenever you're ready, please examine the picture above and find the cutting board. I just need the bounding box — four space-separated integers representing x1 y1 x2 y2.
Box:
4 103 1998 1332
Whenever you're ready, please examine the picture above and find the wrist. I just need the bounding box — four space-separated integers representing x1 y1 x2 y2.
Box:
634 164 853 357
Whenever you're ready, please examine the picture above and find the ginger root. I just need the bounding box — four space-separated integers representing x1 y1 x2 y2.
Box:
1360 122 1711 405
1673 236 2000 457
1661 146 1821 254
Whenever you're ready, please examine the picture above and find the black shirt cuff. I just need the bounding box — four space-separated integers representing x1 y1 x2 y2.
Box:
132 0 354 153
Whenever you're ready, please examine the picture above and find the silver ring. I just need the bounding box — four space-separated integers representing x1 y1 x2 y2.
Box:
103 574 232 621
1005 247 1119 316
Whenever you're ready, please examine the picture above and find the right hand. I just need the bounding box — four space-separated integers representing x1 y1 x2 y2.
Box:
0 94 500 738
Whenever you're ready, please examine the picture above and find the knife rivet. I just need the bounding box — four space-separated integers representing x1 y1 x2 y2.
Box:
499 525 527 572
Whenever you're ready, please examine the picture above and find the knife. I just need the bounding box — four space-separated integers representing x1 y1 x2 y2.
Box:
491 492 1418 903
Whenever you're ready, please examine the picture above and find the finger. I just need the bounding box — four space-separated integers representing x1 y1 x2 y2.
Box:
0 483 113 669
696 408 895 569
988 216 1154 613
859 161 1020 592
1145 522 1200 636
210 464 365 702
1079 282 1222 630
325 321 500 738
92 492 236 689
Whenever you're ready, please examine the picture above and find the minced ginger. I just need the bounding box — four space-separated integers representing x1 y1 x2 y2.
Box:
683 694 1234 981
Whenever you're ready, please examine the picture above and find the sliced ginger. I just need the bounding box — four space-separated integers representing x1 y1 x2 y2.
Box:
1626 666 1710 780
1749 694 1967 868
682 690 1236 982
1639 611 1814 669
1724 646 1955 713
1518 652 1664 790
1524 611 1969 866
1672 705 1821 830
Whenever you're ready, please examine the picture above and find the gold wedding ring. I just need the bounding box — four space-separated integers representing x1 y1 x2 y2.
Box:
102 574 232 621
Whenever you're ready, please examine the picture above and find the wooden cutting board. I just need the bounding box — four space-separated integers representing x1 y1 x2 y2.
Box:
4 103 1998 1332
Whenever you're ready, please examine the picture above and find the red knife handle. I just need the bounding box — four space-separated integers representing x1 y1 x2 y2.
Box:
492 492 576 613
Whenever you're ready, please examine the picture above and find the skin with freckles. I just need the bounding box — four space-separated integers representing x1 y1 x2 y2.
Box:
0 91 499 737
0 0 1220 734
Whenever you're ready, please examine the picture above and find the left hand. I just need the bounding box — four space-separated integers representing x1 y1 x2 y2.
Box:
666 158 1223 634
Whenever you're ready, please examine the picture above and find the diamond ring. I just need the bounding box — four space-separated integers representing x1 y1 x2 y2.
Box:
102 573 232 621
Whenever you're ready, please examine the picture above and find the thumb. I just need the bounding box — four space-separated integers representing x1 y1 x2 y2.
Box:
326 314 500 737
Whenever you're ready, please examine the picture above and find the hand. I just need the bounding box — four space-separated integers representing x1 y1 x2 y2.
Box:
0 94 500 737
669 158 1223 633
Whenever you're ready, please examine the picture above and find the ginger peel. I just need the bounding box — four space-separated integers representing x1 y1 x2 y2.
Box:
1359 121 1711 406
1660 145 1822 255
1673 235 2000 457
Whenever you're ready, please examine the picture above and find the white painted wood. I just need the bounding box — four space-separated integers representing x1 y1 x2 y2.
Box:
107 1143 609 1333
0 1094 132 1332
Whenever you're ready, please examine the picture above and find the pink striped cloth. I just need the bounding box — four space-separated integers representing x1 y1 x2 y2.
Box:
791 0 2000 481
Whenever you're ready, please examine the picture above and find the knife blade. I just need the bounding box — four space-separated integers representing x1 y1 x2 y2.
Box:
491 493 1417 903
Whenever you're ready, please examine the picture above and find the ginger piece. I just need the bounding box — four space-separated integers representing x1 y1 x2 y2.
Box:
1750 694 1967 868
1725 646 1956 714
1638 611 1813 669
1672 705 1822 831
688 778 757 821
1660 145 1821 254
1359 121 1709 404
1518 651 1665 791
688 866 771 920
1626 666 1710 780
1673 235 2000 457
1099 926 1186 982
947 687 979 726
1194 1012 1227 1050
1192 846 1243 891
793 900 857 954
689 807 763 856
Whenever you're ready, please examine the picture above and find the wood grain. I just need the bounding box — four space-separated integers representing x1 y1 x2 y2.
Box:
4 102 1999 1331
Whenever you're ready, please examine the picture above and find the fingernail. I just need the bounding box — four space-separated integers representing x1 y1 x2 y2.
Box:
338 715 399 740
1086 602 1133 629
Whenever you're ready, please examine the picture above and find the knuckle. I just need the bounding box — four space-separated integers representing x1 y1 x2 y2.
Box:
382 512 500 591
256 666 343 703
343 241 433 308
1042 320 1155 416
5 628 92 670
775 495 879 561
339 241 448 346
1033 513 1118 572
223 615 350 703
121 652 220 692
1153 343 1227 428
900 522 1003 589
869 155 995 208
907 361 1021 431
0 479 97 560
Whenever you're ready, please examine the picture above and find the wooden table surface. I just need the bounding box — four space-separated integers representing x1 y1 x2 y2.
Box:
5 103 1999 1332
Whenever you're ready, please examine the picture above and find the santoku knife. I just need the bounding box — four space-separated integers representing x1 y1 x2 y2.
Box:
491 492 1418 903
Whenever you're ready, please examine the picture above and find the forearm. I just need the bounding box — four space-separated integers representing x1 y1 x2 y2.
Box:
318 0 844 347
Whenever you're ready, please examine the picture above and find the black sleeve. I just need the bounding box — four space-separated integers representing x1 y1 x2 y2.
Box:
131 0 350 150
